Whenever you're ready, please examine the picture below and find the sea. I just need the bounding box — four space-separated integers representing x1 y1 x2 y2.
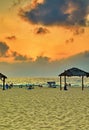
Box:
0 76 89 88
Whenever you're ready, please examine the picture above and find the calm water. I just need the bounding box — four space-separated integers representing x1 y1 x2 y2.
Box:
0 77 89 87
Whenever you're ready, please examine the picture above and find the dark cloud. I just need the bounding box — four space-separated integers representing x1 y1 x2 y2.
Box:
73 28 85 35
0 41 30 61
82 51 89 58
12 51 30 61
34 27 49 34
11 0 22 8
6 36 16 40
35 56 50 63
14 54 28 61
64 26 85 35
65 38 74 44
0 41 9 57
64 50 89 71
9 0 25 11
1 50 89 77
19 0 89 26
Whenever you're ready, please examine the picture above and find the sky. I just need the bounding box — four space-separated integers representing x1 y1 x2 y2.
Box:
0 0 89 77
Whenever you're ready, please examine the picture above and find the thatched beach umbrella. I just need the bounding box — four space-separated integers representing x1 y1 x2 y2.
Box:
0 73 7 90
58 67 89 90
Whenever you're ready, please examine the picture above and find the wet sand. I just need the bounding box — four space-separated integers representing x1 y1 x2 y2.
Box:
0 87 89 130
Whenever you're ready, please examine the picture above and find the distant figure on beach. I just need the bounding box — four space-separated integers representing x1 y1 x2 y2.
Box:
10 83 13 87
38 84 43 88
9 83 13 89
64 83 68 90
6 83 9 89
27 84 34 90
68 83 71 87
19 85 23 88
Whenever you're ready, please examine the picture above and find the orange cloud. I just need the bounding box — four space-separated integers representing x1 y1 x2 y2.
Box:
5 35 16 40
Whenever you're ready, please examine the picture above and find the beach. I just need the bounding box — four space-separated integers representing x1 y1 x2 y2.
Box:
0 87 89 130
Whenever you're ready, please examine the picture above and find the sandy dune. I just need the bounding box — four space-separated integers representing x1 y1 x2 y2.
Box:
0 87 89 130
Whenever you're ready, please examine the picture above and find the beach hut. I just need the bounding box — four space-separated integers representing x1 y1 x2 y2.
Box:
58 67 89 90
0 73 7 90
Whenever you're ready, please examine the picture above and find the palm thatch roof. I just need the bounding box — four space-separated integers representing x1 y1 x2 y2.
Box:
0 73 7 79
58 67 89 77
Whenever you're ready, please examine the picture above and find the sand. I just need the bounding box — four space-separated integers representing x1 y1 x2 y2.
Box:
0 87 89 130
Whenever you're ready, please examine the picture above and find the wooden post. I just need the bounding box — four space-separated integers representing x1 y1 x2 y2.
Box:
64 75 67 90
64 76 66 86
82 76 84 90
2 78 5 90
60 76 62 90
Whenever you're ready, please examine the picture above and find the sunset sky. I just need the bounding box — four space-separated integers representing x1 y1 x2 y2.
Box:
0 0 89 77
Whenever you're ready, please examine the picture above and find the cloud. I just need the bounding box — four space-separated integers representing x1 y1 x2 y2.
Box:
34 27 49 34
73 27 85 35
65 38 74 44
1 50 89 77
64 26 85 35
5 36 16 40
11 0 22 8
9 0 27 10
35 56 50 63
19 0 89 26
0 41 31 61
0 41 9 57
81 51 89 58
12 51 30 61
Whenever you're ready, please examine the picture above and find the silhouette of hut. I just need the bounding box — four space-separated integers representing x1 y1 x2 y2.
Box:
0 73 7 90
58 67 89 90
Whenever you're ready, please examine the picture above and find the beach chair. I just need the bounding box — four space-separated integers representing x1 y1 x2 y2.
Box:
47 82 56 88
